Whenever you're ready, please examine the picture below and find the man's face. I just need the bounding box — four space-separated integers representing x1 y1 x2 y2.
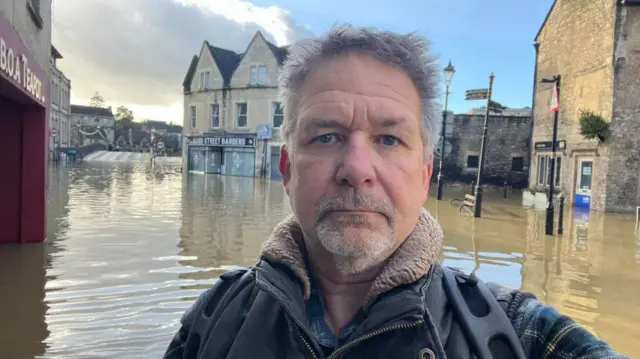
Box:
280 52 433 274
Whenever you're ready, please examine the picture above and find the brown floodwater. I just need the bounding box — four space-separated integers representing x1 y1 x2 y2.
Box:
0 164 638 358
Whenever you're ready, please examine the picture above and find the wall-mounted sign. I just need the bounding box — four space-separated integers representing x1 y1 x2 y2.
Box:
188 135 256 147
534 140 566 151
0 38 45 103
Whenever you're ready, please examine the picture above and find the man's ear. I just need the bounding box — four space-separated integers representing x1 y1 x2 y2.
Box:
422 151 434 201
279 145 292 189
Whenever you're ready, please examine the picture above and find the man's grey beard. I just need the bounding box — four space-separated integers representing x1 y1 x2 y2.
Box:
314 188 396 275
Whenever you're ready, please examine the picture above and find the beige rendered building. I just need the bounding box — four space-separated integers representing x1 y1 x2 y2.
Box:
181 31 288 179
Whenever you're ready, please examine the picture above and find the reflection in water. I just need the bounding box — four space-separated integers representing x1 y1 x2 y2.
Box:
0 166 638 357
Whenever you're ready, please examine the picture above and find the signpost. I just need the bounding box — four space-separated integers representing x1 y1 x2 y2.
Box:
465 89 489 101
541 75 562 236
49 129 59 137
464 73 496 218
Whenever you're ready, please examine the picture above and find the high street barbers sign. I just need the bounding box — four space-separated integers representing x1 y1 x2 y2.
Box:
188 135 256 147
0 21 46 105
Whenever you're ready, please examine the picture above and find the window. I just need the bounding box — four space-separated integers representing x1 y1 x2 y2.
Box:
250 67 258 85
210 104 220 128
236 103 248 128
30 0 40 11
272 102 284 128
189 106 197 128
512 157 524 171
536 155 561 187
27 0 43 29
203 71 211 89
467 155 479 169
249 66 267 85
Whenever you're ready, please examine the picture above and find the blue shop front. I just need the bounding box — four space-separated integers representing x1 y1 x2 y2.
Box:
186 134 257 177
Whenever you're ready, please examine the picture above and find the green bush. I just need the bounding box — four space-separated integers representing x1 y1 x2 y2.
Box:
579 109 608 143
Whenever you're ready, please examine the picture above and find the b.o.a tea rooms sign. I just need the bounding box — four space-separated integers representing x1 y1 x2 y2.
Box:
0 37 45 104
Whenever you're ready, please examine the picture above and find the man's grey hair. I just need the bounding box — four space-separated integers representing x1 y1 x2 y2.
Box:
277 24 441 155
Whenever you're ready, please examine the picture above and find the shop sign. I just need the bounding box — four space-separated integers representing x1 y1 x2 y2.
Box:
188 135 256 147
0 16 46 104
534 140 566 151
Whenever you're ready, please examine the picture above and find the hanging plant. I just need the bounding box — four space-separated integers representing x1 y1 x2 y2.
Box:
579 109 609 143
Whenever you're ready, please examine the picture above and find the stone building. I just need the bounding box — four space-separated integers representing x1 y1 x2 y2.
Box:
49 45 71 157
70 105 115 147
531 0 640 212
181 31 288 179
1 0 52 243
438 114 532 188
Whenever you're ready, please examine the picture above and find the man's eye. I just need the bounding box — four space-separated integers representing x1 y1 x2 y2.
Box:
312 134 337 144
378 135 400 146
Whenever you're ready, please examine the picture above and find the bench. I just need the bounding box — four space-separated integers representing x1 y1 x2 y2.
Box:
459 194 476 213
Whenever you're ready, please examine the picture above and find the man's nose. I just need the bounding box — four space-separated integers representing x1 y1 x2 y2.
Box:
335 134 376 188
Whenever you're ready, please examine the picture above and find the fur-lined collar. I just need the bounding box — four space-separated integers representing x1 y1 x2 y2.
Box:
260 207 443 309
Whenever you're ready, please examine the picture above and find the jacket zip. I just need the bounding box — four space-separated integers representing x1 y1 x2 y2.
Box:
296 326 321 359
297 318 425 359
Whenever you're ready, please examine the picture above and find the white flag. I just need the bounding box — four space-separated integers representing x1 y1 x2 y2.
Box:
550 82 559 112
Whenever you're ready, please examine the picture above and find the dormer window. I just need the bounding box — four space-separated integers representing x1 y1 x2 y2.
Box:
250 65 267 85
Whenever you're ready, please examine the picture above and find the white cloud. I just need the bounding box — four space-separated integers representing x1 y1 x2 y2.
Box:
51 0 313 123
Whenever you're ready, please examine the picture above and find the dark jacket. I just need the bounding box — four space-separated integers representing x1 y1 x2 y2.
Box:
163 209 628 359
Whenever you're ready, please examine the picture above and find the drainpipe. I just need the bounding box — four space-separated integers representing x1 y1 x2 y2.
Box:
529 41 540 187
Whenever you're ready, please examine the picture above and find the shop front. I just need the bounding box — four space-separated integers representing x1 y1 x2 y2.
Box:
186 134 257 177
0 14 49 244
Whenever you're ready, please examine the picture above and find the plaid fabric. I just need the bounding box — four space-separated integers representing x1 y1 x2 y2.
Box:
306 283 630 359
508 296 630 359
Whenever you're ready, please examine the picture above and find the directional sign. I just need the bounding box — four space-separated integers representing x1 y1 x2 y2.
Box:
465 89 489 100
50 129 59 137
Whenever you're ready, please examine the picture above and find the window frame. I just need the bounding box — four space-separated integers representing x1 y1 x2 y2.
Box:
511 156 524 172
210 103 220 129
250 66 258 86
466 155 479 169
258 66 267 85
189 105 197 129
236 103 248 128
536 155 562 187
272 102 284 128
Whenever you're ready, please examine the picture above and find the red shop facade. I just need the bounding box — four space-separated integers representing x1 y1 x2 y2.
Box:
0 13 49 244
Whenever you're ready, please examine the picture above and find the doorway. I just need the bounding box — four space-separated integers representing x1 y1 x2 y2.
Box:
574 158 593 209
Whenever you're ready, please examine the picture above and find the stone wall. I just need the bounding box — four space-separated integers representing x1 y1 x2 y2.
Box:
606 5 640 212
531 0 618 211
443 114 531 188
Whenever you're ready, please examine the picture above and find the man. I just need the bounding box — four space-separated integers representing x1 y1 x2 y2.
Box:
164 25 627 359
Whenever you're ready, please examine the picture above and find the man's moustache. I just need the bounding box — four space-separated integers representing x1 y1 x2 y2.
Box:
315 190 394 222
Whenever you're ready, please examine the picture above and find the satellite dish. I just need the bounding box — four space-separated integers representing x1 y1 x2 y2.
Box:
256 124 273 140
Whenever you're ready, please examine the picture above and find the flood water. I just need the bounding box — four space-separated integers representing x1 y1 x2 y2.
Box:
1 163 639 358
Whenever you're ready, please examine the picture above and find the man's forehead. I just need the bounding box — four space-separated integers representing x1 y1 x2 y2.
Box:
300 53 421 103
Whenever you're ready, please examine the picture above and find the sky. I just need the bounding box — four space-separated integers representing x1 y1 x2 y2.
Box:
51 0 555 123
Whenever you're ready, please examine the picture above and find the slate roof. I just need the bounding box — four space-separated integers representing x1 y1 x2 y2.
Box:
209 45 243 86
183 31 289 92
70 105 114 118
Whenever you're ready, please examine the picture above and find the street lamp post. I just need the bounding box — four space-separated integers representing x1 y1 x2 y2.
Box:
541 75 561 235
436 60 456 201
473 73 496 218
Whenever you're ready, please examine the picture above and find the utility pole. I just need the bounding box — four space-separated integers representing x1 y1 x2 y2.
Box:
437 61 456 201
541 75 561 235
473 73 495 218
